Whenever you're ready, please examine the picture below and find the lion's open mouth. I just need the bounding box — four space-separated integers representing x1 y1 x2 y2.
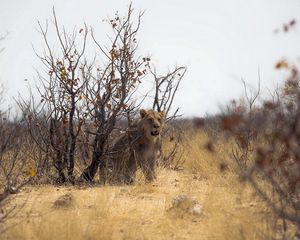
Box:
151 130 160 136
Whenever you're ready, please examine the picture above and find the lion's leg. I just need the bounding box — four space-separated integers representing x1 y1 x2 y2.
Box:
139 156 156 182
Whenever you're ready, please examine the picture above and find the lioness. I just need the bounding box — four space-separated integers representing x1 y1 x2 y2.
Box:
100 109 165 184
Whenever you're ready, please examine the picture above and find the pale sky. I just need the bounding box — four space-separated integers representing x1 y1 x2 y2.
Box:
0 0 300 117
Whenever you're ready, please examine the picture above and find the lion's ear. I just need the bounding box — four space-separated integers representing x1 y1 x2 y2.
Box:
159 111 165 119
140 109 147 118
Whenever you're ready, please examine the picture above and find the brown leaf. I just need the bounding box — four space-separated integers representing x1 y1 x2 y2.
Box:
137 70 143 77
222 115 242 130
121 104 128 109
289 19 296 26
263 101 279 110
275 60 288 69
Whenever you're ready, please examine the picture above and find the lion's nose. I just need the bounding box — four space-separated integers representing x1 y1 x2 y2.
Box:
154 123 160 129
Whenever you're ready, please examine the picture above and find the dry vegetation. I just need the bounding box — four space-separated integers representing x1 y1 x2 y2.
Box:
1 129 275 240
1 4 299 240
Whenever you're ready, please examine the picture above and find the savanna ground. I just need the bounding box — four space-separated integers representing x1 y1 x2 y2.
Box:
2 5 299 239
0 129 276 240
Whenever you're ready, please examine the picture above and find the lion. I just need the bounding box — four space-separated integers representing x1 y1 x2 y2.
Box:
100 109 165 184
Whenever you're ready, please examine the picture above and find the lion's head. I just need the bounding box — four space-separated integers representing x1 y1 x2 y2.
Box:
138 109 165 140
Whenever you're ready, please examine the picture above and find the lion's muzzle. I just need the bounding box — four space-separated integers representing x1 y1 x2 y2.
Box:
151 130 160 136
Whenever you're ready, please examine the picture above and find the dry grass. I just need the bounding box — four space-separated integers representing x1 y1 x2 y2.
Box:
0 130 275 240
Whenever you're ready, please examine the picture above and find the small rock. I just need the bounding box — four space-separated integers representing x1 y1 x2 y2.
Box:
190 203 203 215
53 193 75 209
172 195 189 208
169 194 203 217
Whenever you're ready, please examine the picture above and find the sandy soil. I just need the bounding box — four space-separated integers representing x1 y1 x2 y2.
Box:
0 168 269 240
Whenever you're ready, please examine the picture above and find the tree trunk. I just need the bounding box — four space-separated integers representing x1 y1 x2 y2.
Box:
80 129 106 182
50 118 66 183
54 150 66 183
67 96 76 183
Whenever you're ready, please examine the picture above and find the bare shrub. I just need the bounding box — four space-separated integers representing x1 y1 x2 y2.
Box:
226 79 261 170
150 67 187 169
17 5 186 184
0 35 32 223
211 67 300 236
80 5 149 182
0 87 34 225
160 120 185 170
151 66 186 120
18 8 88 184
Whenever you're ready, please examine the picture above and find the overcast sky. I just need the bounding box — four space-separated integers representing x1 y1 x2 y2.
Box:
0 0 300 117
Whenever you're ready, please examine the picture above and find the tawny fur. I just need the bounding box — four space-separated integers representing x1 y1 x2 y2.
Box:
100 109 165 184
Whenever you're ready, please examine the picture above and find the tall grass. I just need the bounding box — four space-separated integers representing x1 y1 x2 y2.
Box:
1 129 276 240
